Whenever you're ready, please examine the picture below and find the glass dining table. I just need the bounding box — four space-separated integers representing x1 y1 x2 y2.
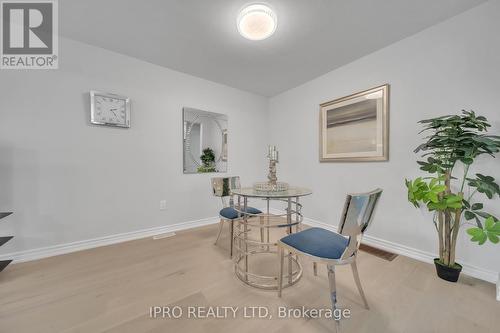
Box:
231 186 312 290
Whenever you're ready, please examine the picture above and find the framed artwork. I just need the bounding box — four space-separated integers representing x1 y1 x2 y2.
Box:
319 84 389 162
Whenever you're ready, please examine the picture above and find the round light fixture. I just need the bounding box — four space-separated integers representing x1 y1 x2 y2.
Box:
237 4 277 40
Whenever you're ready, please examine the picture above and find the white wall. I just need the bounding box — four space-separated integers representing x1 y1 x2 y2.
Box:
0 38 268 254
268 1 500 275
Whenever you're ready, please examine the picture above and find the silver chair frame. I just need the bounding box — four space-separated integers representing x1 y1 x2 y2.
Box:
277 189 382 331
212 176 264 258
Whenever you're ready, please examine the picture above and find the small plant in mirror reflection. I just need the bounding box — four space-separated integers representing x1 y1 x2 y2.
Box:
198 148 216 173
405 110 500 270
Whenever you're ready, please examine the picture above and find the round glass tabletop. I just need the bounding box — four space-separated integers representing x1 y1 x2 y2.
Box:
232 186 312 198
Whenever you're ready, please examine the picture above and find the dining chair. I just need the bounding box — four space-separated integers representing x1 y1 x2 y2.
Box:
277 189 382 330
212 176 263 258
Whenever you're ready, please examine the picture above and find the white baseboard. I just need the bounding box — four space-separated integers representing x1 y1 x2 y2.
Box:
301 216 499 286
497 275 500 301
0 216 219 264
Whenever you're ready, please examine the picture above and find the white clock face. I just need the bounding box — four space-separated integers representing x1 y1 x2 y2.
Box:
91 92 130 127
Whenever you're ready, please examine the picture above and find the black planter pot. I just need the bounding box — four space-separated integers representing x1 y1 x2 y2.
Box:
434 258 462 282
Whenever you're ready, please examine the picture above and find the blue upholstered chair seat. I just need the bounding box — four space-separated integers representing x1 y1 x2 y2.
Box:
219 206 262 220
281 227 350 259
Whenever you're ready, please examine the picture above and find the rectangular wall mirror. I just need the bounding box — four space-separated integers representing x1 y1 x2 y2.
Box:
183 107 228 173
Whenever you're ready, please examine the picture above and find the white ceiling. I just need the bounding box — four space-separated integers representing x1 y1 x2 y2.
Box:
60 0 487 96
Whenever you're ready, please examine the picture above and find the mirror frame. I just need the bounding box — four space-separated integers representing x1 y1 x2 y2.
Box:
183 107 228 174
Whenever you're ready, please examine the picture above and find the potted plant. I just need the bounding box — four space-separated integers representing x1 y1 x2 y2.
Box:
198 148 217 173
405 110 500 282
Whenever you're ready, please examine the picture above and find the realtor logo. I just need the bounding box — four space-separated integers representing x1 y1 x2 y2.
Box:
1 0 58 69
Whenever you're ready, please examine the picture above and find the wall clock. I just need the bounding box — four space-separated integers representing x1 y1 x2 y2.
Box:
90 91 131 128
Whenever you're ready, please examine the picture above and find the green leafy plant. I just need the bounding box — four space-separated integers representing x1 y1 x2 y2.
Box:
406 110 500 268
198 148 216 173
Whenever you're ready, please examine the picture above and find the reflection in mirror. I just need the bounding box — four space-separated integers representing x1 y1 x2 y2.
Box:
183 107 228 173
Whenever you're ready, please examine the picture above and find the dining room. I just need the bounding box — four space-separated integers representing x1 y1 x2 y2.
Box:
1 1 500 332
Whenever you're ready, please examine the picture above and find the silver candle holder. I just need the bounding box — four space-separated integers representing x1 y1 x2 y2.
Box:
254 146 289 192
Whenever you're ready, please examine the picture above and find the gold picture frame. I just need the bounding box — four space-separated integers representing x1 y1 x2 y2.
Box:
319 84 389 162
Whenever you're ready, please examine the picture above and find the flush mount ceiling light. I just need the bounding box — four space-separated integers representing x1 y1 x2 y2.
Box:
237 4 277 40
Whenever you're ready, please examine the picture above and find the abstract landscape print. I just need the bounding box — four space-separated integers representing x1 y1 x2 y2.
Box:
320 84 389 162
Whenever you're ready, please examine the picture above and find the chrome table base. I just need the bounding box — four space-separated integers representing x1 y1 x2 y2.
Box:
233 196 304 290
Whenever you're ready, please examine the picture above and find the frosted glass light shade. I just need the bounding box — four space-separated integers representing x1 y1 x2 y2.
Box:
237 4 277 40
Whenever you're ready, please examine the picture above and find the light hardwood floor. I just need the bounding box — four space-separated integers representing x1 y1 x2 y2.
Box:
0 223 498 333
